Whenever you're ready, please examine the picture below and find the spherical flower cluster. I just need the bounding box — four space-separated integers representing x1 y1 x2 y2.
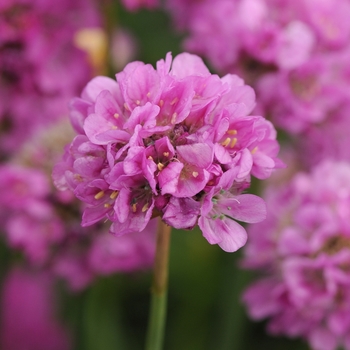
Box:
297 103 350 169
170 0 350 72
0 267 71 350
0 122 156 291
0 0 101 155
54 52 283 252
165 0 350 136
242 161 350 350
257 48 350 133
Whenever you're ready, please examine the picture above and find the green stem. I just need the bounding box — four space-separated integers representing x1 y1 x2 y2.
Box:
145 218 172 350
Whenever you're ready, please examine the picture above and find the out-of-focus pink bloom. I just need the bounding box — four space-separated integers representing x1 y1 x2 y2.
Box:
165 0 350 140
297 103 350 168
165 0 204 30
0 165 65 264
242 160 350 350
54 52 283 252
257 50 350 133
169 0 350 72
0 120 156 290
110 28 138 72
88 219 156 274
0 0 101 155
0 267 71 350
170 0 319 73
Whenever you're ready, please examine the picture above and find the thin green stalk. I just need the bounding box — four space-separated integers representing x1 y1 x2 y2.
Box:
145 218 172 350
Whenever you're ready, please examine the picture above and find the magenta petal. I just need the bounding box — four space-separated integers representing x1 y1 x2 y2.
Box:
308 327 338 350
199 215 248 252
84 113 129 145
81 76 119 102
69 97 92 134
174 167 210 197
94 90 124 122
82 205 110 226
110 201 154 236
242 279 282 319
214 143 232 164
124 102 160 130
159 162 184 195
154 136 175 159
114 188 131 223
176 143 213 168
171 53 210 78
219 194 267 223
162 197 200 229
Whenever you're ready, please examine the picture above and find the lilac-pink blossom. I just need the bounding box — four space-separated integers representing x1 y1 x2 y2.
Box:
0 0 101 155
0 267 71 350
242 160 350 350
165 0 350 137
54 52 283 252
0 120 156 291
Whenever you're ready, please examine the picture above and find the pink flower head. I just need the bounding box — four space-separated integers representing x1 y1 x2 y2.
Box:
242 160 350 349
174 0 317 74
0 120 156 290
0 0 101 155
54 52 283 252
166 0 350 140
0 267 71 350
0 164 65 264
257 51 350 133
297 102 350 168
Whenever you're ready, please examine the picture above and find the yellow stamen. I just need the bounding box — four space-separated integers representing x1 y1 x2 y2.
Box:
148 156 154 161
163 152 169 157
132 203 137 212
221 137 231 147
192 171 199 178
170 97 178 105
111 125 118 130
123 103 130 111
104 203 111 208
251 146 258 154
136 100 141 105
157 163 165 171
74 174 83 182
142 203 149 212
230 137 237 148
227 129 237 135
94 190 105 200
159 100 164 107
147 92 151 98
113 113 119 119
171 112 177 123
110 191 119 199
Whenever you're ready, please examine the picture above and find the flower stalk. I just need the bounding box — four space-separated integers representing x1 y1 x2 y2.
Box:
145 218 172 350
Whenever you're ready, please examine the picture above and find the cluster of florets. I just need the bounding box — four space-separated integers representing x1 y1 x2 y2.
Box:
54 52 283 252
242 161 350 350
1 267 71 350
0 122 156 291
173 0 350 72
165 0 350 136
0 0 100 155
